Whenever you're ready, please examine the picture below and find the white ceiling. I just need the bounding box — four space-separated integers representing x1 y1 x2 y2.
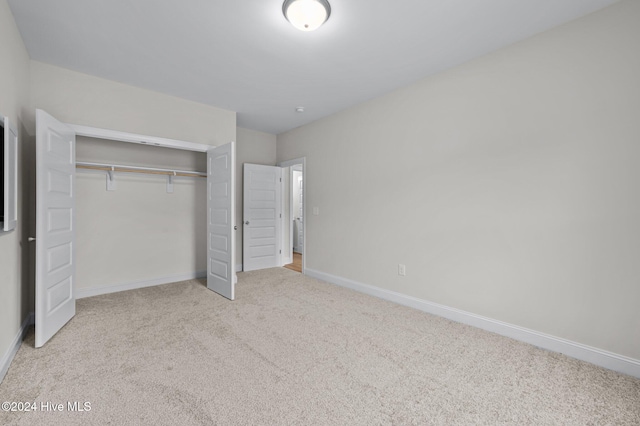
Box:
8 0 618 135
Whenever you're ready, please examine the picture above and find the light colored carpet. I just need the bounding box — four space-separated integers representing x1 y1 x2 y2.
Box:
1 268 639 425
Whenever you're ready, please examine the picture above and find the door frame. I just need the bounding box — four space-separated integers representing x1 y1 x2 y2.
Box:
68 125 234 286
277 157 306 274
67 124 226 282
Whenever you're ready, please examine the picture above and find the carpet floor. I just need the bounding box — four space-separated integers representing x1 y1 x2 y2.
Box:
1 268 639 425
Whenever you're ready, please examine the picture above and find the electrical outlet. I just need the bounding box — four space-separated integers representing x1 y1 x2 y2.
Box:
398 264 406 276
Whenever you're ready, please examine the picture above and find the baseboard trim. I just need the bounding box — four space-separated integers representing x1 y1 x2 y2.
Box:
76 271 207 299
305 268 640 378
1 312 34 384
236 264 243 273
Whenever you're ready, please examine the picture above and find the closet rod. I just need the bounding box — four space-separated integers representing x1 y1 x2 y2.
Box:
75 162 207 178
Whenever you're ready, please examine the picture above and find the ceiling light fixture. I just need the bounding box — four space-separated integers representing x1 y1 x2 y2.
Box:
283 0 331 32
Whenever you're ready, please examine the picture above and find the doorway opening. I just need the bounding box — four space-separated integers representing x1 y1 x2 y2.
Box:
279 159 305 274
285 252 302 273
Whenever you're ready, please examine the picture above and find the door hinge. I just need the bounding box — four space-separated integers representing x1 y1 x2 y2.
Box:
280 178 282 182
279 213 282 218
279 250 282 254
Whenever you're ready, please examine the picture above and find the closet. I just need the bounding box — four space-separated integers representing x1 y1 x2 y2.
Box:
34 109 236 348
74 136 207 295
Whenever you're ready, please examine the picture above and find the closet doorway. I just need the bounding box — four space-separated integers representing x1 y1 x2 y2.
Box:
34 109 237 348
74 137 207 298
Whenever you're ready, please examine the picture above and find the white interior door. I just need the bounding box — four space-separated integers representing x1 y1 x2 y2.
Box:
35 109 76 348
243 164 282 271
207 142 236 300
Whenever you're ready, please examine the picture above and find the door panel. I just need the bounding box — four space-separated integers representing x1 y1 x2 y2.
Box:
35 109 76 348
207 142 236 300
243 164 282 271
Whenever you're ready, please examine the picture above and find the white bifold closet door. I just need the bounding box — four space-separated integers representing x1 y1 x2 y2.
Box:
35 109 77 348
207 142 237 300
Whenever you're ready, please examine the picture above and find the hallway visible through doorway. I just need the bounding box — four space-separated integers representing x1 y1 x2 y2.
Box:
284 252 302 273
278 157 305 274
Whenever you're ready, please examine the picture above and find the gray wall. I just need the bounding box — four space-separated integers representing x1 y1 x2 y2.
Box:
0 0 30 373
277 1 640 359
29 61 236 146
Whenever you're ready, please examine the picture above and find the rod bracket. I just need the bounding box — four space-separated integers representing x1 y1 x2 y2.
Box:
166 172 175 194
106 167 117 191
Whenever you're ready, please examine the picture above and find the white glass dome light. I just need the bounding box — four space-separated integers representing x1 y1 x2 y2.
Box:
283 0 331 32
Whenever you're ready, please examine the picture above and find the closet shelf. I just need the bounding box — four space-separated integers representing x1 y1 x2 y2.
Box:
76 161 206 178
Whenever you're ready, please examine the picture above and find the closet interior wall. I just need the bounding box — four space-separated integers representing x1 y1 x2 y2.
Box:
75 136 207 294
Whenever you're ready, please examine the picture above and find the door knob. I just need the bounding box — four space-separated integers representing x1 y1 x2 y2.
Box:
245 221 250 225
28 237 36 242
234 225 237 230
